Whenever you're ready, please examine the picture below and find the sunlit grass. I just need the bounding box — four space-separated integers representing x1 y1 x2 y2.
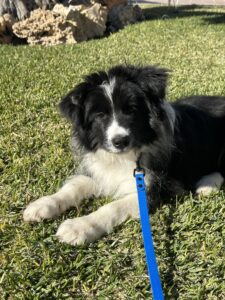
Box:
1 5 225 298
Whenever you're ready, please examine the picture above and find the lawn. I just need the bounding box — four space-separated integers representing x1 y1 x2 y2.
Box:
1 5 225 299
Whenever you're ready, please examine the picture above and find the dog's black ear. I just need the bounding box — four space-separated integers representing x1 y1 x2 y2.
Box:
59 72 108 122
59 82 88 122
136 66 169 101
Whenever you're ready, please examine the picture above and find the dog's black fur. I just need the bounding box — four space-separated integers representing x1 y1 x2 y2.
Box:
60 65 225 209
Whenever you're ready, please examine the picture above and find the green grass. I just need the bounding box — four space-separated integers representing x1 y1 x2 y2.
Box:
1 5 225 299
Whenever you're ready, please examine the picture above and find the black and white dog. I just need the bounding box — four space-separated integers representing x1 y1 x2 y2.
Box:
24 65 225 245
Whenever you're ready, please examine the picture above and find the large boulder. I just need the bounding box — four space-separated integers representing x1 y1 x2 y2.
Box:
0 13 15 43
12 8 75 45
107 4 144 32
53 3 107 40
12 4 107 45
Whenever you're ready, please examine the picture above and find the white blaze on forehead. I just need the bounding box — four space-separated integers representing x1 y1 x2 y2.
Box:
106 119 130 141
101 77 116 103
101 78 130 151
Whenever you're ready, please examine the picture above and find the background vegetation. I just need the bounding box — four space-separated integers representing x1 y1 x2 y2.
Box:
1 5 225 299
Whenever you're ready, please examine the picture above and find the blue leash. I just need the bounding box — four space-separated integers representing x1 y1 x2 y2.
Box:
134 166 164 300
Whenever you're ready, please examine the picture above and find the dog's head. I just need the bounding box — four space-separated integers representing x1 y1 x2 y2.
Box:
59 65 169 153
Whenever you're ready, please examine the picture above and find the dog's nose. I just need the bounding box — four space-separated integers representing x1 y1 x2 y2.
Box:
112 135 130 150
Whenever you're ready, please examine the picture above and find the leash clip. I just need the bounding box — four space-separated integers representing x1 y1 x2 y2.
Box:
133 167 145 177
133 159 145 177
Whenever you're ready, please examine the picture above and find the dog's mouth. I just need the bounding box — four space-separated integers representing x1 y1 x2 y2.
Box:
104 145 131 154
107 147 130 154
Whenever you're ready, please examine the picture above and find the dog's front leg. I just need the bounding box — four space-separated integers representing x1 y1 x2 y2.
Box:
23 175 98 222
56 193 139 245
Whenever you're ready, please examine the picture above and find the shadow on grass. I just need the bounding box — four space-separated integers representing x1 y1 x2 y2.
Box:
162 203 179 298
142 4 225 25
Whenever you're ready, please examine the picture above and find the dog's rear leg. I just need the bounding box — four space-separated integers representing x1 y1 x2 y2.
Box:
56 193 139 245
23 175 98 222
195 172 224 196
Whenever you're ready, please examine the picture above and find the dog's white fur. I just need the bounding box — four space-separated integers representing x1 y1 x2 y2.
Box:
101 78 116 103
24 149 140 245
106 119 130 153
23 148 222 245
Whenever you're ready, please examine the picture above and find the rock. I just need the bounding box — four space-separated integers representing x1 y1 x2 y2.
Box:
0 0 114 20
12 9 76 45
12 4 107 45
31 0 59 10
62 0 127 9
78 3 107 38
98 0 127 10
61 0 91 5
0 13 16 43
53 3 107 40
107 4 144 32
0 0 59 20
53 4 83 18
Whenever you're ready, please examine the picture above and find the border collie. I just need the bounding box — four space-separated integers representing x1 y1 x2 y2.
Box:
23 65 225 245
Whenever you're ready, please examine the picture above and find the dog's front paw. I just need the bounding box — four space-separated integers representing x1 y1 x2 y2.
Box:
56 217 102 245
23 196 61 222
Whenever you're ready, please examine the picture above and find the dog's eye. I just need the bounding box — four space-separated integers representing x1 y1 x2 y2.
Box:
122 106 136 115
95 112 106 119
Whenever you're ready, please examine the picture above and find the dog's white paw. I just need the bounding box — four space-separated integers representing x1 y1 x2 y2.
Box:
196 186 218 196
195 172 224 196
23 196 61 222
56 217 102 245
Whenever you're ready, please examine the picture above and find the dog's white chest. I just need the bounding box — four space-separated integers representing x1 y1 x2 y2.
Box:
82 150 137 198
